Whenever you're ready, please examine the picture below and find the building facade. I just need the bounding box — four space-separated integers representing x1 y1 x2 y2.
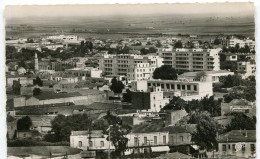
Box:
131 86 169 112
98 54 163 80
177 70 234 83
229 37 255 50
218 130 256 158
237 60 256 78
131 79 213 101
70 130 114 150
158 48 220 72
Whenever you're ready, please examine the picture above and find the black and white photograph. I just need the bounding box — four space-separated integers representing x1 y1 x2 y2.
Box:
4 2 257 159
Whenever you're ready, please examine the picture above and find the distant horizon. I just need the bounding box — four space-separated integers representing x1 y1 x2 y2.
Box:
5 3 254 19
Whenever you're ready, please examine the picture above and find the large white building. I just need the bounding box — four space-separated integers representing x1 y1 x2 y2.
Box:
229 37 255 50
98 54 163 81
158 48 220 72
131 78 213 101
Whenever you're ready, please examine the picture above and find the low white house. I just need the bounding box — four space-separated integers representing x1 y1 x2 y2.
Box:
70 130 114 150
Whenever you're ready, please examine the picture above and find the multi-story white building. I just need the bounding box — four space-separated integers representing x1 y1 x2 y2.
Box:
229 37 255 50
237 60 256 78
158 48 220 72
127 124 169 154
131 78 213 101
127 63 157 81
98 54 163 81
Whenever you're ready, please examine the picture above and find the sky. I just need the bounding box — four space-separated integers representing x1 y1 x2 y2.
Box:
5 3 254 18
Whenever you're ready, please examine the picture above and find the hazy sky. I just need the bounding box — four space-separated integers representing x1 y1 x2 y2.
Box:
5 3 254 18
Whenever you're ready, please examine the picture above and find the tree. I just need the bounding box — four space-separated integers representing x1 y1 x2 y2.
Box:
33 88 41 96
12 81 21 95
17 116 32 131
123 89 132 103
190 112 220 150
155 41 162 47
225 112 256 132
222 47 228 53
194 72 206 81
162 96 186 110
51 114 92 141
153 65 178 80
140 47 157 55
220 61 237 72
219 53 226 62
110 77 125 94
33 77 43 87
235 43 240 49
174 41 183 48
213 39 221 45
220 75 242 88
104 111 131 157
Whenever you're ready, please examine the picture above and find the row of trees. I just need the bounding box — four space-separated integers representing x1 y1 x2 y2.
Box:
213 75 256 102
222 45 251 53
162 95 222 117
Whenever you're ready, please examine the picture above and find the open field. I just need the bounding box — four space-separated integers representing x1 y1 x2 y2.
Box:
6 14 255 39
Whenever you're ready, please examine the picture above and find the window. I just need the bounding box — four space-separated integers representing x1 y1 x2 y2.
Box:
182 85 185 90
89 141 93 147
170 136 174 144
242 144 246 152
154 136 157 145
177 84 181 90
222 144 226 151
194 85 197 91
228 144 231 150
187 85 191 90
166 84 170 89
171 84 175 90
250 144 255 152
180 136 183 143
79 141 82 147
100 141 104 147
144 137 147 145
232 144 236 151
134 137 138 146
161 84 164 89
148 83 151 86
163 136 166 144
